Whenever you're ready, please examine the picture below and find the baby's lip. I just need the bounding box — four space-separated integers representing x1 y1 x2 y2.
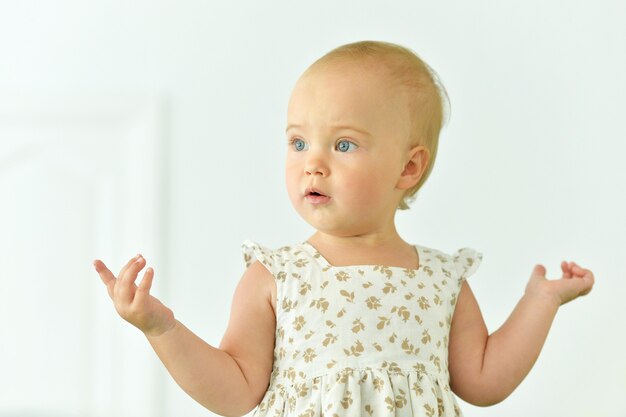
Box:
304 187 329 197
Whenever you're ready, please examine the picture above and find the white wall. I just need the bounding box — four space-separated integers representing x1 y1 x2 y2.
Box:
1 1 624 416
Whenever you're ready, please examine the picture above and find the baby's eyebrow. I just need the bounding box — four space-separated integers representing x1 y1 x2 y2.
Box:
285 123 372 137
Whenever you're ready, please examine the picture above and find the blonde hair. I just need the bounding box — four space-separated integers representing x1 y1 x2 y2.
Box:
305 41 450 210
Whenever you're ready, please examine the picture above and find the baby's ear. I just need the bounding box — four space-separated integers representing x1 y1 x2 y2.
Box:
396 145 430 190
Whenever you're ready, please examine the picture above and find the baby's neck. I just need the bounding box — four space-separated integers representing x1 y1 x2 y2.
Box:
307 231 420 269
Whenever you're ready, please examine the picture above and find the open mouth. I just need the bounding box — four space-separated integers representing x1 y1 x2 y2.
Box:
305 187 327 197
304 188 330 204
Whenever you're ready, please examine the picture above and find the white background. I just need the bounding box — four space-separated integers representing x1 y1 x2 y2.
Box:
1 1 625 416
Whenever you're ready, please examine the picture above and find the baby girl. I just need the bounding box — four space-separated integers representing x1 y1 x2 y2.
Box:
93 40 595 417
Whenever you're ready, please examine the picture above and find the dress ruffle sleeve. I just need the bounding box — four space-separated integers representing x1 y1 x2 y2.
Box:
241 240 280 276
451 247 483 283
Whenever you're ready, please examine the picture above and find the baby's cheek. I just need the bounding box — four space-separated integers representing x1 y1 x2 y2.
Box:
345 174 386 205
284 175 300 207
285 180 301 206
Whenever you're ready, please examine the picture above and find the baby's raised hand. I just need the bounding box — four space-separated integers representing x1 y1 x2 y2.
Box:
525 261 595 307
93 255 176 337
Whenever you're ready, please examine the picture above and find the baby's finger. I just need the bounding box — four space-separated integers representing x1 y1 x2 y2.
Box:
561 261 572 278
571 262 593 279
117 254 142 280
93 259 116 299
121 256 146 282
115 256 145 304
134 267 154 305
582 269 596 295
569 263 594 296
578 274 594 296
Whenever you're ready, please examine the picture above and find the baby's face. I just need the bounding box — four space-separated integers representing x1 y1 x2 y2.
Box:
285 60 413 236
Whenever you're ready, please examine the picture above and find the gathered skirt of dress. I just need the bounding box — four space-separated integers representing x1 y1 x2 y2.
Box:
253 367 462 417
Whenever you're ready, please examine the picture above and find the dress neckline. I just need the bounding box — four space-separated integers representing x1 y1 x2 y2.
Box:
300 241 422 271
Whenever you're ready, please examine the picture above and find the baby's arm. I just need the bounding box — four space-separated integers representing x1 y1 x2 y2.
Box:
93 256 276 417
448 261 594 406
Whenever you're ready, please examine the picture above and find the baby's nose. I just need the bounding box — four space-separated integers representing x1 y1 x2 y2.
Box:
304 154 329 176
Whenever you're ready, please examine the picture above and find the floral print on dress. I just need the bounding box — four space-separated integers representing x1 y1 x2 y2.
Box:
242 240 483 417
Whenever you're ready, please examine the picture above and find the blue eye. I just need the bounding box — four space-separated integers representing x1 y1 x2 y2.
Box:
291 138 308 151
336 139 358 153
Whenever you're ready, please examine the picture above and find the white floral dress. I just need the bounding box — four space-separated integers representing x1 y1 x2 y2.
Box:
242 240 482 417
